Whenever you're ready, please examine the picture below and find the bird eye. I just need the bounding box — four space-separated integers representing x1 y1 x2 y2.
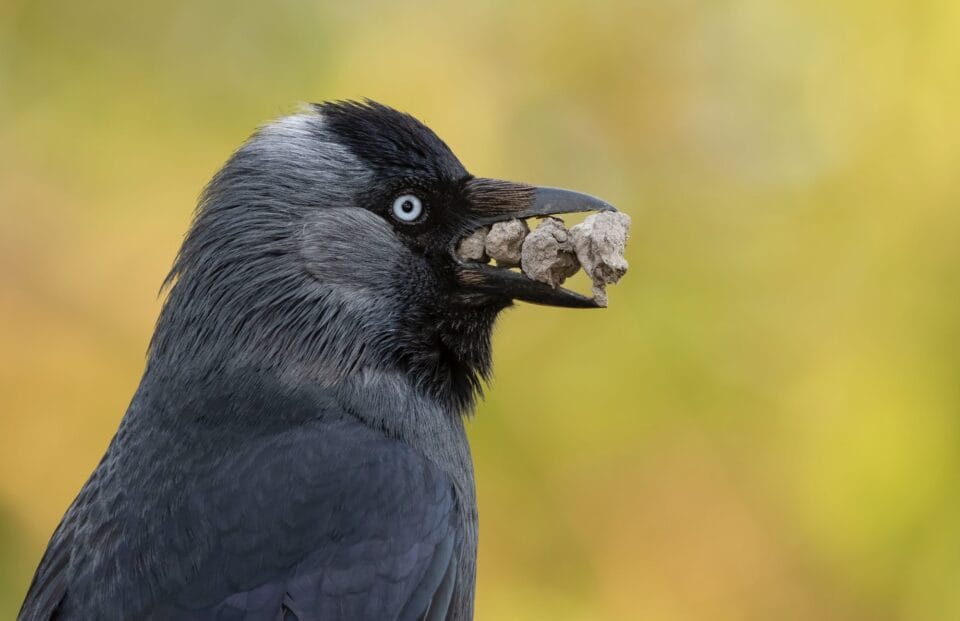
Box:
391 194 423 223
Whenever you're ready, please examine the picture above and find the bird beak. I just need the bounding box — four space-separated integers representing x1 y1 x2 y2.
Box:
453 179 617 308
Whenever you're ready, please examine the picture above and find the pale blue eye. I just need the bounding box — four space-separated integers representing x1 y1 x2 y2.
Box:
392 194 423 222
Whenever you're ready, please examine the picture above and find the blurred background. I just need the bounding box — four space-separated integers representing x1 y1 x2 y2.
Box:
2 1 959 618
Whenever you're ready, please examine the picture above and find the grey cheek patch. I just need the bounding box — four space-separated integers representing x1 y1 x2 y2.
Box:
301 208 409 293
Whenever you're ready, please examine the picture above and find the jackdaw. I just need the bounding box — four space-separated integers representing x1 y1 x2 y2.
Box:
19 101 615 621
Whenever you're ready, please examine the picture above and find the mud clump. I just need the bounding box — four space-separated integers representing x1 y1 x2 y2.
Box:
484 219 529 266
569 212 631 307
455 211 631 306
520 217 580 288
455 226 489 262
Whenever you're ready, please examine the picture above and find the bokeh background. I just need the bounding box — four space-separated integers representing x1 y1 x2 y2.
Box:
2 1 959 618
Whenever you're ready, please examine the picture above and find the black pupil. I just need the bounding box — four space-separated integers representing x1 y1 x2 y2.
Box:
401 200 414 213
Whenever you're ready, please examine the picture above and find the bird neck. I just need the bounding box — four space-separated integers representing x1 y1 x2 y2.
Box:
394 302 501 416
332 366 478 618
148 267 502 418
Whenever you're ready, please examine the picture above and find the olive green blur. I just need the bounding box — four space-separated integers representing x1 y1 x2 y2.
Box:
2 1 958 619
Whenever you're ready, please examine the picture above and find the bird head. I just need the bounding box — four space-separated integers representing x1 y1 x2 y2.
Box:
151 101 614 413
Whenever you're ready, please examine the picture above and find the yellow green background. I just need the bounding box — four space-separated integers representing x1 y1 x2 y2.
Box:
2 1 958 619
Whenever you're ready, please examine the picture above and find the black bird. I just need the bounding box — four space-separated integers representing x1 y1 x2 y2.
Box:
19 101 615 621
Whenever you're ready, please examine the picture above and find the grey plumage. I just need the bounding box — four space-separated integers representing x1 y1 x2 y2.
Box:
19 101 615 620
